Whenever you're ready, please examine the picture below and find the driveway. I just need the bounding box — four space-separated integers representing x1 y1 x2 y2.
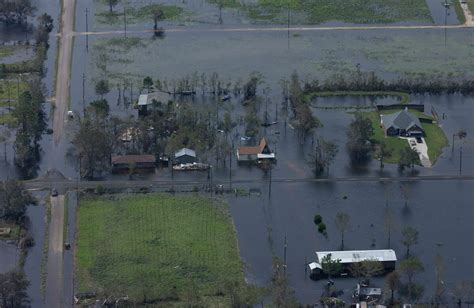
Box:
405 137 431 167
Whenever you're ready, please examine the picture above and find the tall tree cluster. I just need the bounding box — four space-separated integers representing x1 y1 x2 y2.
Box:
346 113 374 164
0 0 34 25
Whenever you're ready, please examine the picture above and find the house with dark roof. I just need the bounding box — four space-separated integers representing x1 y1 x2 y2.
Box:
174 148 197 164
237 138 275 162
380 108 424 137
111 155 156 172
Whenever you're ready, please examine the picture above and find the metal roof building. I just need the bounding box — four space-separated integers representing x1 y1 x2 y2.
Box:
315 249 397 264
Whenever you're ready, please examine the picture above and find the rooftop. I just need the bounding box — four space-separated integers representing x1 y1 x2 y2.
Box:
111 155 156 165
138 92 170 106
238 138 268 155
382 108 422 131
175 148 196 158
315 249 397 264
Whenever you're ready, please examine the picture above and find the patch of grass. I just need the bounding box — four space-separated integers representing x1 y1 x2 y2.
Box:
210 0 433 24
364 109 448 164
96 4 184 25
0 45 23 59
308 91 410 104
40 197 52 298
469 0 474 13
75 193 246 304
0 80 29 105
453 0 466 24
0 113 15 125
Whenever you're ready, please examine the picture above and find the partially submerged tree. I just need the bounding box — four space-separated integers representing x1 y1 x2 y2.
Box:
347 113 374 164
106 0 119 13
321 254 343 279
143 76 153 92
383 205 397 248
385 270 401 305
401 226 418 257
309 138 338 175
376 141 391 169
398 147 418 171
0 269 30 308
335 212 350 250
95 79 110 99
399 256 424 285
0 180 35 221
271 258 299 308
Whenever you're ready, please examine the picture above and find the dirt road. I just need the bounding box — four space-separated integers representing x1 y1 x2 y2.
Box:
53 0 76 145
44 195 65 308
460 0 474 26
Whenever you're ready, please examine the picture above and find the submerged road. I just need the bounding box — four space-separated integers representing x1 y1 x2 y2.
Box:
70 23 474 37
52 0 76 145
24 174 474 190
44 195 65 308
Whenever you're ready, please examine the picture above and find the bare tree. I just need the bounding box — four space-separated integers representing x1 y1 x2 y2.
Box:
335 212 350 250
383 204 397 248
401 226 418 258
385 270 401 305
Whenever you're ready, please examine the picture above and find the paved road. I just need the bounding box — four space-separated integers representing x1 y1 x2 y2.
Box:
44 195 65 308
52 0 76 145
70 23 474 38
24 174 474 191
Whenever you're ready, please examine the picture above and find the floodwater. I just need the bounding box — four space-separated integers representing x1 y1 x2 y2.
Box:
0 241 18 272
1 0 473 305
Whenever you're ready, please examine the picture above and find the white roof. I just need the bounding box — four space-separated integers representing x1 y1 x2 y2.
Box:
138 92 170 106
257 153 275 159
316 249 397 264
175 148 196 158
308 262 322 271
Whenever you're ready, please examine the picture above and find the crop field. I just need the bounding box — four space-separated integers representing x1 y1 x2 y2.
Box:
75 193 246 305
210 0 433 24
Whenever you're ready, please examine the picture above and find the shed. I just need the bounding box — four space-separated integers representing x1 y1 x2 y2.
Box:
137 92 170 116
111 155 156 172
174 148 196 164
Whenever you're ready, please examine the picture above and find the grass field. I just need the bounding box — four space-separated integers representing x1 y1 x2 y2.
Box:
210 0 432 24
0 80 28 104
75 193 248 305
364 109 447 164
0 45 20 59
96 3 185 25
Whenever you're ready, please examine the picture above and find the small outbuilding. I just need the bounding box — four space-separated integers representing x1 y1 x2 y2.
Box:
237 138 275 162
137 92 169 116
380 108 424 137
111 155 156 172
174 148 197 165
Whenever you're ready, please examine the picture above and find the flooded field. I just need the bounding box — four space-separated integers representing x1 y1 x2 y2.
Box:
1 0 473 305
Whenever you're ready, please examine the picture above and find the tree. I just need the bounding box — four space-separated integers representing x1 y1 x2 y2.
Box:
399 256 424 284
350 258 384 281
385 270 401 305
143 76 153 92
37 13 53 32
0 0 34 25
347 113 374 164
221 112 235 136
106 0 119 13
0 180 35 221
0 127 11 162
72 115 114 179
383 205 396 247
88 99 110 119
243 76 259 101
335 212 350 250
377 141 391 169
398 147 418 171
401 226 418 257
321 254 343 279
95 79 110 98
309 138 338 175
151 6 164 33
0 269 30 308
271 258 299 308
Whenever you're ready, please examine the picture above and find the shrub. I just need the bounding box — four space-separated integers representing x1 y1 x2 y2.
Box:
318 223 327 234
95 184 106 195
313 214 322 225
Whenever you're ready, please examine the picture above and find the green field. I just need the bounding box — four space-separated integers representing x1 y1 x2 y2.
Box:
96 3 185 25
75 193 248 305
210 0 432 24
365 109 448 164
0 80 28 104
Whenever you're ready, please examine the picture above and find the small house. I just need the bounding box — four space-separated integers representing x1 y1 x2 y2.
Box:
380 108 424 137
237 138 275 162
111 155 156 172
174 148 196 165
138 92 169 116
308 249 397 280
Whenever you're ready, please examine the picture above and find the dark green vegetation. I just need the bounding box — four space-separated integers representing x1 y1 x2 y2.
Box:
0 270 30 308
365 109 448 164
0 0 33 25
96 3 184 25
75 193 251 305
453 0 466 24
210 0 432 24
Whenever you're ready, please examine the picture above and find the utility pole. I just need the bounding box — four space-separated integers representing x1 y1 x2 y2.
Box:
82 73 86 117
85 8 89 51
459 146 463 175
124 7 127 38
16 74 20 100
452 133 455 156
287 2 290 49
6 79 10 110
283 236 288 276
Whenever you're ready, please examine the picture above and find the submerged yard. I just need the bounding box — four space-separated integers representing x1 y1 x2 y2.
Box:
75 193 246 304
